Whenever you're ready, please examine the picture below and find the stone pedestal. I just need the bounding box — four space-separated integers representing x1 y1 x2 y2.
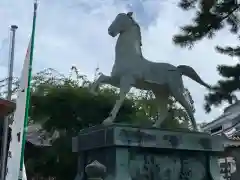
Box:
72 124 224 180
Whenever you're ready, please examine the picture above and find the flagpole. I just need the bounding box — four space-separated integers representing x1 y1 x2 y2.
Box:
0 24 18 180
18 1 38 179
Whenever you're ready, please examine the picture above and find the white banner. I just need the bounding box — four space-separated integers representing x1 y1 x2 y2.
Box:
5 40 31 180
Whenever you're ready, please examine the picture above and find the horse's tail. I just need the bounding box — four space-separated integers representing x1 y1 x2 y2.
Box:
177 65 211 89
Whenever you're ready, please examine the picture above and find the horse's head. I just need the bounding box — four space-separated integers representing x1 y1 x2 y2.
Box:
108 12 134 37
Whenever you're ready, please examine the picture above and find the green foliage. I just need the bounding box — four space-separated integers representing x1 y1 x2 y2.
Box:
30 84 141 132
134 90 192 129
174 0 240 112
24 67 146 179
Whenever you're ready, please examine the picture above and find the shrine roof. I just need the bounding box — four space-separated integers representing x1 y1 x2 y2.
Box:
223 134 240 147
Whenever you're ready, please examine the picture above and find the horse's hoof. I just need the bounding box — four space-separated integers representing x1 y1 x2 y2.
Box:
102 117 113 126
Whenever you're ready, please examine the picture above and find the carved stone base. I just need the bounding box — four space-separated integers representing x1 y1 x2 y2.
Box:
72 124 224 180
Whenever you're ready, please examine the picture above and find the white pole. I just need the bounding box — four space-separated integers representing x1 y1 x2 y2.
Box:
0 25 18 180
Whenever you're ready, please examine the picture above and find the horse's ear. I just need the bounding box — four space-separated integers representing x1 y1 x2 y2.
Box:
127 12 133 17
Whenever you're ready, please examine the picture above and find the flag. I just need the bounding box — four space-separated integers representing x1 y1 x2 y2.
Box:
22 162 27 180
5 1 38 180
5 36 31 180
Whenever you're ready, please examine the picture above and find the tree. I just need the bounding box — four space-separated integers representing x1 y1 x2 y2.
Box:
174 0 240 112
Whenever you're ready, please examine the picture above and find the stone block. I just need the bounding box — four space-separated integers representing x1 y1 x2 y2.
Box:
72 124 224 180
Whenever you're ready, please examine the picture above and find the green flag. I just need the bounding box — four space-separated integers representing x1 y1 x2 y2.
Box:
5 1 38 180
19 1 38 179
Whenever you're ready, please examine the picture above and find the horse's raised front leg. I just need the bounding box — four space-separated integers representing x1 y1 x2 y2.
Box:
90 74 111 95
102 76 134 125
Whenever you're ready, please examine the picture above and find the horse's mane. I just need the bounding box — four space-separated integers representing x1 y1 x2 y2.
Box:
129 17 142 46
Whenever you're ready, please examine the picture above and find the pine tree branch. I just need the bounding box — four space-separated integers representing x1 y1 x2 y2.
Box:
220 3 240 21
204 71 239 112
204 91 238 113
178 0 198 10
217 64 240 78
174 1 240 47
216 46 240 56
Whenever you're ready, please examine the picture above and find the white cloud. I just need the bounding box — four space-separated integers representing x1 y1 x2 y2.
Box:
0 0 239 123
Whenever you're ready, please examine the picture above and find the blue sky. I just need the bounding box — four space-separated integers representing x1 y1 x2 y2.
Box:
0 0 239 123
